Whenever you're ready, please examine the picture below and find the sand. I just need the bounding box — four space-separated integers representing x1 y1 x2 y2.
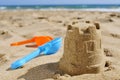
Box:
59 25 105 75
0 10 120 80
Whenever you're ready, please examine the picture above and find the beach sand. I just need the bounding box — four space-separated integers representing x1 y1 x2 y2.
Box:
0 10 120 80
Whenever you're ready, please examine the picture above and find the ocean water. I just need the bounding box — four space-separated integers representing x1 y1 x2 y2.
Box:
0 4 120 12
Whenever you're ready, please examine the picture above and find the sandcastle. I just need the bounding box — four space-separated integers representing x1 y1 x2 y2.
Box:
59 25 105 75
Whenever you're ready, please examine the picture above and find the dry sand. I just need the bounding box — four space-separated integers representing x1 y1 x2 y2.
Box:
59 25 105 75
0 10 120 80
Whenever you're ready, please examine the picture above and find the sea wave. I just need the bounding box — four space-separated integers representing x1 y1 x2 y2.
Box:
0 6 120 12
38 7 120 12
0 6 7 10
81 8 120 12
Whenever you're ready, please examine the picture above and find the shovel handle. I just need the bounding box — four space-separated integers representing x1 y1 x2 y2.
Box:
10 38 34 46
11 49 42 69
10 36 53 46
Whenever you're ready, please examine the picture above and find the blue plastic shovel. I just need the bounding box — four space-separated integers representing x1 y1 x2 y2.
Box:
11 37 62 69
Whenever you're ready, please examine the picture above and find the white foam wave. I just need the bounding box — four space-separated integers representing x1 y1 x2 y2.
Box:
0 6 120 12
0 7 7 10
37 7 120 12
81 8 120 12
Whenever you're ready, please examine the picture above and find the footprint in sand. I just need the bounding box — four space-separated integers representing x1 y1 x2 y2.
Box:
96 17 114 23
110 33 120 39
0 54 9 66
105 60 115 71
104 48 113 57
0 30 12 40
104 48 115 71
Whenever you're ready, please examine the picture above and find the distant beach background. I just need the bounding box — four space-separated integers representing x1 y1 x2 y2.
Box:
0 4 120 12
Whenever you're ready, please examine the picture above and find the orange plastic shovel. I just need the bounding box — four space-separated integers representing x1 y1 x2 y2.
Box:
10 36 53 47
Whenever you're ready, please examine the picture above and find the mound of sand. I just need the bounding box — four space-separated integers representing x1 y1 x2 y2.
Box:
59 25 105 75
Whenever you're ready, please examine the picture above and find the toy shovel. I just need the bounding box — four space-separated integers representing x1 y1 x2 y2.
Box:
11 37 62 69
10 36 53 47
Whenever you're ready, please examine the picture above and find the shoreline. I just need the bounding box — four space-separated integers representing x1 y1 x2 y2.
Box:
0 4 120 12
0 8 120 13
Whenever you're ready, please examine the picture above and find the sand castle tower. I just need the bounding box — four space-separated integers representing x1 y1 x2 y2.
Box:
59 25 105 75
